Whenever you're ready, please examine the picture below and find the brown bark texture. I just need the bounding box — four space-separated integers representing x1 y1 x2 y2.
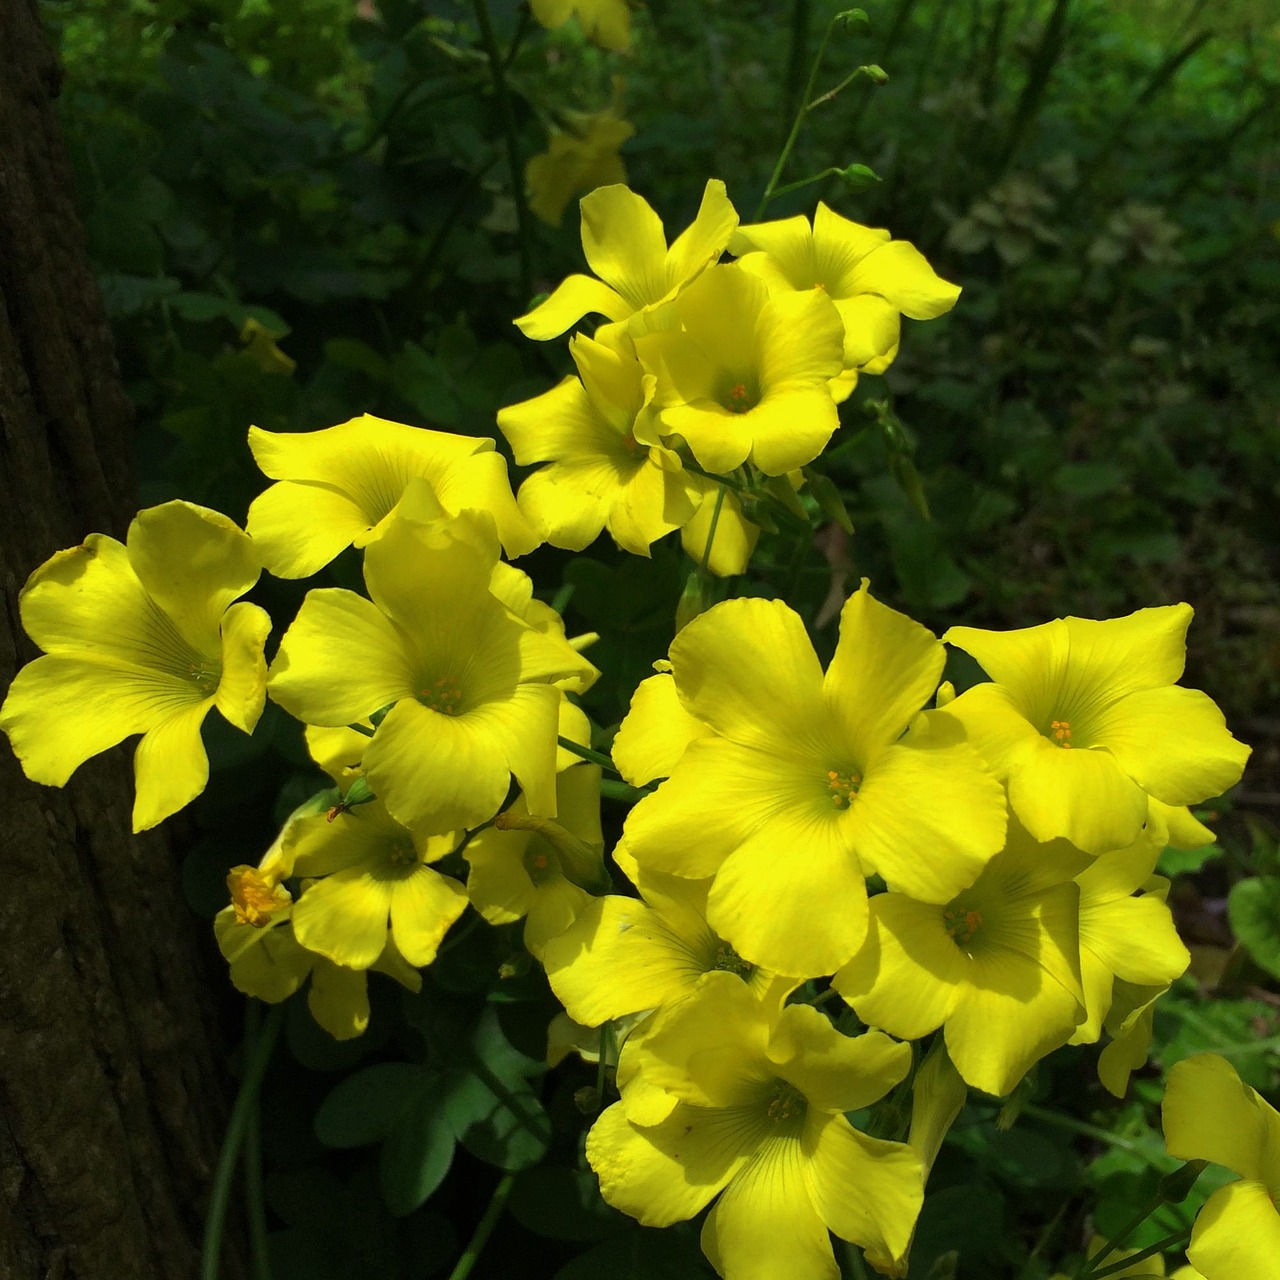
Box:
0 2 241 1277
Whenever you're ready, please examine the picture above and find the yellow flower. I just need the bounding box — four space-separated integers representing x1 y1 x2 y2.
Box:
527 109 635 229
1163 1053 1280 1280
0 501 270 831
1098 979 1166 1098
611 671 713 786
835 819 1089 1097
516 179 738 339
942 606 1250 854
1070 831 1188 1045
463 763 608 959
288 799 467 969
498 328 699 556
622 583 1006 977
529 0 630 50
678 479 762 576
267 509 592 836
731 204 961 389
636 263 845 476
246 414 538 577
588 974 923 1280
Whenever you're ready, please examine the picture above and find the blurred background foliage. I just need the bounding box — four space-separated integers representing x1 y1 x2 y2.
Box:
36 0 1280 1276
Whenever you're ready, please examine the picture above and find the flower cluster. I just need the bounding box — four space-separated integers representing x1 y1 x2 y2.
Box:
499 180 959 574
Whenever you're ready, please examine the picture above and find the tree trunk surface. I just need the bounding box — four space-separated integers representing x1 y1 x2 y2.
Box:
0 2 242 1277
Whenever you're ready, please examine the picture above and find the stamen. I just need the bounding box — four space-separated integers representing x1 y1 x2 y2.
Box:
1049 719 1073 748
943 903 983 946
826 769 862 809
726 382 752 413
712 941 755 978
187 659 222 697
765 1081 806 1124
419 675 463 715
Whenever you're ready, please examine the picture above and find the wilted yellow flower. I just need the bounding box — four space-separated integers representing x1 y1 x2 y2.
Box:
529 0 630 50
0 501 270 831
527 109 635 229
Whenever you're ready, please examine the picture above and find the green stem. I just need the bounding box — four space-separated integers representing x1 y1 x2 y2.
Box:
447 1173 515 1280
201 1003 285 1280
243 1004 272 1280
1085 1229 1191 1280
347 722 375 738
1019 1104 1157 1160
471 0 535 300
698 485 727 575
557 735 621 776
1073 1194 1156 1276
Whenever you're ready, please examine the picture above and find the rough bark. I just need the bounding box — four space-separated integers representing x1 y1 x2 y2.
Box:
0 2 241 1276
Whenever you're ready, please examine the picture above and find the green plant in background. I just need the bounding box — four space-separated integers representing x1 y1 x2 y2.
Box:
18 0 1280 1277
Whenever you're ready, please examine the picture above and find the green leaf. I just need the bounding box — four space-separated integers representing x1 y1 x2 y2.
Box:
314 1062 432 1147
1229 875 1280 981
380 1086 456 1215
1157 843 1222 877
1052 461 1126 498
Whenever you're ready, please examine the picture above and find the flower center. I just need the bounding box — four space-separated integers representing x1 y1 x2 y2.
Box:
765 1080 806 1125
713 940 755 978
813 281 827 292
943 902 984 947
826 769 862 809
1048 718 1073 748
227 866 290 927
522 840 557 886
419 675 463 715
187 658 222 697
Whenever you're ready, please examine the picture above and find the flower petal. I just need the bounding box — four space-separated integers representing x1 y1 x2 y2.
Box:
580 185 669 308
292 868 396 968
1163 1053 1271 1179
216 601 271 734
944 618 1069 724
1188 1181 1280 1280
307 959 371 1040
665 179 739 290
390 865 468 966
768 1012 911 1113
740 389 840 476
132 701 214 830
515 274 631 340
729 215 816 287
846 240 962 320
246 480 371 578
612 673 714 786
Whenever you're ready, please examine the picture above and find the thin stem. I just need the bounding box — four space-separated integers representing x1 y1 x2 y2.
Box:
1019 1104 1157 1161
347 722 376 738
698 485 728 575
1085 1229 1191 1280
201 1003 286 1280
471 0 535 300
243 1003 272 1280
557 735 621 776
1079 1192 1165 1275
447 1173 515 1280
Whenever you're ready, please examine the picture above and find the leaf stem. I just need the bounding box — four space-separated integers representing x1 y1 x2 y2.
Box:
447 1173 516 1280
201 1003 285 1280
471 0 535 299
557 735 621 776
698 485 728 576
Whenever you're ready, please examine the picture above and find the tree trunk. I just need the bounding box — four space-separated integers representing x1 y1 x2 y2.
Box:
0 2 242 1277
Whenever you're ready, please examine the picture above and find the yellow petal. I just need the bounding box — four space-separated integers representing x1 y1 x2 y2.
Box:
1163 1053 1275 1179
811 205 892 290
612 672 713 786
581 185 669 309
390 865 468 966
679 484 759 577
665 179 739 289
131 701 214 830
730 213 816 286
768 1011 911 1113
215 908 313 1003
292 868 396 968
215 601 271 734
847 240 962 320
515 273 631 340
246 480 371 578
307 958 371 1039
1188 1181 1280 1280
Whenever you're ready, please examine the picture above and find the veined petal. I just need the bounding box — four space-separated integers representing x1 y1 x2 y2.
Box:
757 289 846 391
1163 1053 1272 1179
670 597 826 755
1188 1181 1280 1280
823 583 945 761
518 465 618 551
292 868 396 968
1088 686 1251 805
1080 886 1188 989
938 682 1042 780
665 179 739 290
811 205 892 291
1 653 196 787
851 731 1007 902
587 1101 752 1228
580 185 669 308
215 601 271 734
246 481 371 578
846 240 962 320
267 588 418 726
660 402 755 475
462 682 561 818
390 865 468 966
1008 741 1148 854
613 673 714 786
701 1137 837 1280
364 698 517 835
127 501 260 653
1061 606 1193 704
132 701 214 831
515 274 631 340
498 377 597 466
945 946 1083 1096
833 896 966 1041
431 450 540 558
729 215 816 287
768 1012 911 1113
944 619 1069 724
805 1114 924 1271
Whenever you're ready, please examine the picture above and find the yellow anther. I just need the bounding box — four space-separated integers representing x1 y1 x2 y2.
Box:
813 281 827 292
420 675 463 715
228 865 290 928
943 903 983 946
1050 719 1073 748
826 769 862 809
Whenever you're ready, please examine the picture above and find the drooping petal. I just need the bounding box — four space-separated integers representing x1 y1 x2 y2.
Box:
587 1101 752 1228
664 179 739 290
1088 686 1250 805
768 1012 911 1113
390 865 468 966
515 274 631 340
833 896 965 1041
524 874 593 959
215 909 313 1003
215 601 271 733
679 484 759 577
131 701 214 831
1007 741 1149 854
823 583 945 761
126 501 261 653
246 480 372 578
701 1137 837 1280
805 1114 924 1272
1187 1181 1280 1280
267 588 419 726
612 673 714 786
832 294 901 370
669 597 826 756
1163 1053 1271 1179
846 240 962 320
